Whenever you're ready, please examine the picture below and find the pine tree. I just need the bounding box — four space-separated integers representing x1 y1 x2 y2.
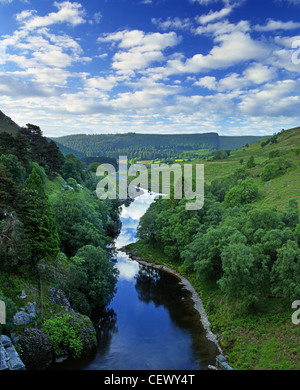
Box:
0 164 16 212
22 169 60 269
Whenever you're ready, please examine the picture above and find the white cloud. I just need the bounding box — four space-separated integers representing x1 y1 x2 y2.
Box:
99 30 180 74
193 19 250 36
152 17 192 31
197 5 233 24
239 79 300 117
15 1 86 31
254 19 300 32
194 75 217 89
164 31 269 75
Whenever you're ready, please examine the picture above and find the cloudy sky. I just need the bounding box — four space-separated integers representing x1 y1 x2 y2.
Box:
0 0 300 137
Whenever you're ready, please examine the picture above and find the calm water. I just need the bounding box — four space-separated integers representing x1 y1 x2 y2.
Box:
54 190 218 370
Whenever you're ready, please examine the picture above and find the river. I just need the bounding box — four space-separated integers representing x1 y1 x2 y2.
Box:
54 190 219 370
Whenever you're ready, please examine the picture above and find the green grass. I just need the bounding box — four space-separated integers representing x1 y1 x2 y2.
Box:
0 118 20 136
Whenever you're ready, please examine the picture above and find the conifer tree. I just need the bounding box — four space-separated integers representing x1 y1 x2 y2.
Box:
22 169 60 269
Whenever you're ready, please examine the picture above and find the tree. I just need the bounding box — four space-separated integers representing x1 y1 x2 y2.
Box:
21 169 60 269
271 240 300 301
68 245 118 308
261 163 280 182
62 154 85 184
218 242 269 310
46 140 64 176
224 178 258 208
246 156 255 168
51 191 107 257
0 212 30 269
0 154 26 185
0 164 17 212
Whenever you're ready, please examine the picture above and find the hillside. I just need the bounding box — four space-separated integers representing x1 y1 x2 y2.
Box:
129 125 300 371
52 132 268 160
47 138 86 159
198 126 300 211
0 110 20 136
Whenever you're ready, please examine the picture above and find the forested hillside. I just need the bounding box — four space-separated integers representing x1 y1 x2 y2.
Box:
0 119 121 369
52 132 267 162
128 126 300 370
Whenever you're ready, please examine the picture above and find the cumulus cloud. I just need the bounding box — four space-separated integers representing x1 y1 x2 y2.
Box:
15 1 86 31
98 30 180 74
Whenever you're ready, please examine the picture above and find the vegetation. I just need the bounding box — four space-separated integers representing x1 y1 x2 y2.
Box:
0 117 121 368
131 126 300 370
42 312 97 360
17 328 53 370
0 110 299 370
52 132 267 162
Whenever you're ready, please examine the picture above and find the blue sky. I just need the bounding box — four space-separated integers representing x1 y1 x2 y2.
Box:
0 0 300 137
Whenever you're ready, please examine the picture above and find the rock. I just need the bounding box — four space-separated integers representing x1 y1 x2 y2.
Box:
10 333 21 345
13 311 33 326
0 343 8 370
6 346 26 370
55 350 68 364
0 335 12 348
0 336 26 370
49 287 74 313
25 302 37 318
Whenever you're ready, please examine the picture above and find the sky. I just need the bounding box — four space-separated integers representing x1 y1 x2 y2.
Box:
0 0 300 137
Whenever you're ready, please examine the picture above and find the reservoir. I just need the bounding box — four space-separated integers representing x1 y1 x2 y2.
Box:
54 190 219 370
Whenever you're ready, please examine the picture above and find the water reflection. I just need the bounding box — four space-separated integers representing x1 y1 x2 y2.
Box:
115 252 140 281
52 190 218 370
115 190 156 249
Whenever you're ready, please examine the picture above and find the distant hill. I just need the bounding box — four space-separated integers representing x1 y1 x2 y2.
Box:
52 132 268 159
0 110 20 136
49 138 87 159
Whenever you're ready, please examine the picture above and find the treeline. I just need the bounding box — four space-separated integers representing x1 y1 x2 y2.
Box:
137 162 300 311
54 133 218 161
53 132 267 162
0 124 121 368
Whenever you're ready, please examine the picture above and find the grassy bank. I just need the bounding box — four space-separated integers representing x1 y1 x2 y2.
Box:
125 240 300 370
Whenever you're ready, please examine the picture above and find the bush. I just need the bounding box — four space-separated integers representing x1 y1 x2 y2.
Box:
42 312 97 359
224 178 259 208
17 328 53 370
261 163 280 182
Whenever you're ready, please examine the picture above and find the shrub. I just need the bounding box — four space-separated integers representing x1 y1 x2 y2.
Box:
224 178 259 208
17 328 53 370
42 312 97 359
261 163 280 182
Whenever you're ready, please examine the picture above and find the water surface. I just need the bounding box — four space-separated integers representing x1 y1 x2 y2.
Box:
55 191 218 370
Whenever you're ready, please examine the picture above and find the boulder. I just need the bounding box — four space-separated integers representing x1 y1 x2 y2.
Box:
0 343 8 370
13 311 33 326
6 346 26 370
0 336 26 370
0 335 12 348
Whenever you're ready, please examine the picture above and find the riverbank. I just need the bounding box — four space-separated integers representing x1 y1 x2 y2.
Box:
123 240 299 370
121 245 223 357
